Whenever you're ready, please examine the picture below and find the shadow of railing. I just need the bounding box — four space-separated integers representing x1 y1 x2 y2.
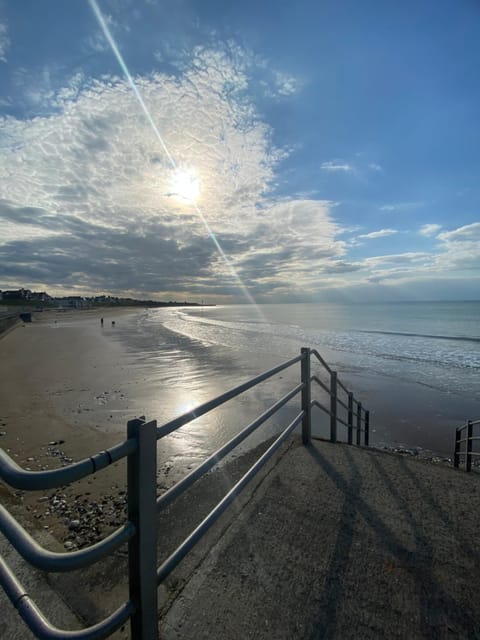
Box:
306 445 478 639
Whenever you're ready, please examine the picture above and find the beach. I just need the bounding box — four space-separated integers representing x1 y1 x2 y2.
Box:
0 302 479 551
1 304 480 638
0 308 146 548
0 308 287 551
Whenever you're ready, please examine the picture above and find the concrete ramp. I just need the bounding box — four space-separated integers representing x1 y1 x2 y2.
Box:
161 440 480 639
0 521 84 639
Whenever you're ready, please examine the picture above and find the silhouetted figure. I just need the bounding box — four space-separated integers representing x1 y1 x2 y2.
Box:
112 320 115 326
100 317 104 326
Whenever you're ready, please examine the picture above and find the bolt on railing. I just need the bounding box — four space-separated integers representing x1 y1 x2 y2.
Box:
0 347 369 639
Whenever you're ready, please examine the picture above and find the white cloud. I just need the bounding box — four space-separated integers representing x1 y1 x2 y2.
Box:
0 22 10 63
356 223 480 287
368 163 383 172
358 229 398 239
84 32 110 53
0 49 344 300
272 71 302 96
379 201 424 212
419 223 442 237
320 161 353 172
364 252 431 267
434 222 480 272
437 222 480 242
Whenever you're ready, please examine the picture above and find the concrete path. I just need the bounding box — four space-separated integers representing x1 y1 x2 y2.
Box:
2 438 480 639
0 501 84 639
161 439 480 640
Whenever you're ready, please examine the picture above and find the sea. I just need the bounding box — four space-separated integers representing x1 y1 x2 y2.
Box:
106 301 480 462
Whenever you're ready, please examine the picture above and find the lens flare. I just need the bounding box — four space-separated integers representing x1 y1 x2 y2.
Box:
88 0 264 313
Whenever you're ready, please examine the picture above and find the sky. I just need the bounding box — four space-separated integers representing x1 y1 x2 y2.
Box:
0 0 479 303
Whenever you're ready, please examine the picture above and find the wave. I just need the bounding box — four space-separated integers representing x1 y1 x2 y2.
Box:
357 329 480 344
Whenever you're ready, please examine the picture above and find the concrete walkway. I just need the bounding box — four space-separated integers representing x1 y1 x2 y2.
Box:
161 439 480 640
0 494 84 639
2 438 480 639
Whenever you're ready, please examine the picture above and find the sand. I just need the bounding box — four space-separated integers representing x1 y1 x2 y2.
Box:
0 308 147 546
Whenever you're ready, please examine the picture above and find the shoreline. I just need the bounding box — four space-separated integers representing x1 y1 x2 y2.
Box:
0 308 472 552
0 309 142 548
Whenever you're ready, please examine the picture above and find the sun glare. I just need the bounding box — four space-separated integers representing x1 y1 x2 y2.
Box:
170 168 200 202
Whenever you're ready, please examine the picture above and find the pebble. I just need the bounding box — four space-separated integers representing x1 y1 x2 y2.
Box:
44 489 128 551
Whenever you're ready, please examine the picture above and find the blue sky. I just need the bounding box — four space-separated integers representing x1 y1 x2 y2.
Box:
0 0 479 302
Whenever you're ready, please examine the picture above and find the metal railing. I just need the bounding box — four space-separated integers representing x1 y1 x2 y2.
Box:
0 347 369 639
453 419 480 472
309 349 369 446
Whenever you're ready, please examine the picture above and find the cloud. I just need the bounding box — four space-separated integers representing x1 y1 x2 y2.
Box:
360 252 435 284
419 223 442 237
434 222 480 272
437 222 480 242
379 201 424 212
0 49 345 301
358 229 398 239
320 161 353 172
368 163 383 172
364 252 431 267
272 71 302 96
0 22 10 63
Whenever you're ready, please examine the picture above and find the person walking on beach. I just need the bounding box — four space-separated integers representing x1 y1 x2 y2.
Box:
101 317 104 326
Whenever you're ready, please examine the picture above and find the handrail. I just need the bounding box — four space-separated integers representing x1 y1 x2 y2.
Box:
311 374 330 394
312 399 330 415
0 438 136 490
157 411 304 584
454 418 480 472
0 505 135 572
336 377 350 395
0 347 369 639
310 349 368 447
157 383 303 513
156 354 303 439
457 419 480 432
0 552 134 640
310 349 332 373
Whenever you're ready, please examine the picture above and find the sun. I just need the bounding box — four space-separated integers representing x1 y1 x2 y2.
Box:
169 168 200 202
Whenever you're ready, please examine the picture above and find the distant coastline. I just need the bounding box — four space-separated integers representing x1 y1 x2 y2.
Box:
0 285 215 312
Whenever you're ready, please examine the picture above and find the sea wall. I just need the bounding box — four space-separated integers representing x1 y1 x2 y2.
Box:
0 314 19 337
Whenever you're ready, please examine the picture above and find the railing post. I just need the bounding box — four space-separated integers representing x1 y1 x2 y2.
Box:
454 428 461 468
347 393 353 445
301 348 311 444
356 402 362 446
466 420 473 472
364 410 370 447
127 417 158 639
330 371 337 443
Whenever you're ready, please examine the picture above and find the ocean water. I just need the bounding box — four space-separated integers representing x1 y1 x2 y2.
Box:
108 301 480 458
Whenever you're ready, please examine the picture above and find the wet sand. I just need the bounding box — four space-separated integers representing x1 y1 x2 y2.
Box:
0 309 148 547
0 308 284 551
0 307 469 551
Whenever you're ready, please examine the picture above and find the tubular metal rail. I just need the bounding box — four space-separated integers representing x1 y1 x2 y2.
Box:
453 419 480 472
0 347 369 639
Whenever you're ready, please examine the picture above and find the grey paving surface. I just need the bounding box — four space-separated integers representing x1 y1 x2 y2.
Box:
0 520 83 639
161 439 480 640
2 438 480 639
